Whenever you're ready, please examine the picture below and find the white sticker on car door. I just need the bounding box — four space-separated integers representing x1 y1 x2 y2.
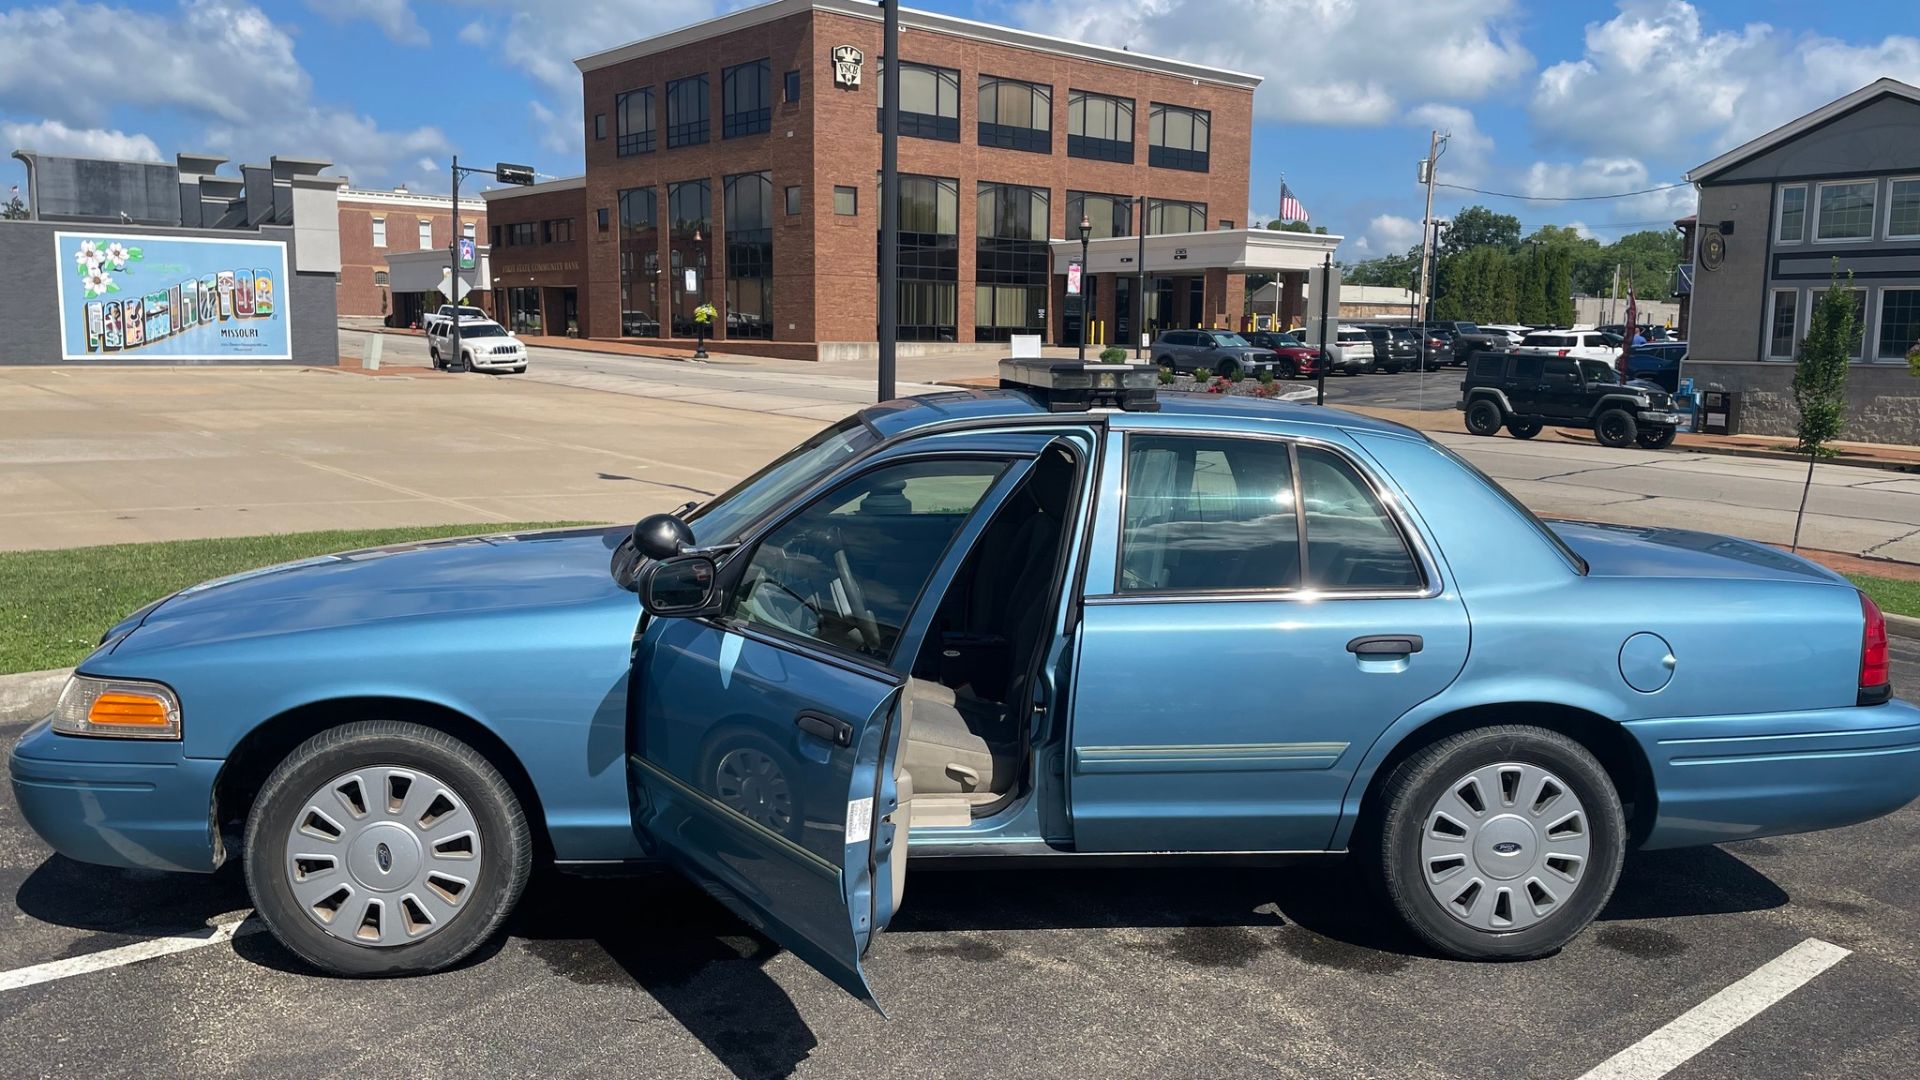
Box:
846 797 873 846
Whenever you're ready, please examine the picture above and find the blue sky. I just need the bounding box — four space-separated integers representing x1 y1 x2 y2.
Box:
3 0 1917 261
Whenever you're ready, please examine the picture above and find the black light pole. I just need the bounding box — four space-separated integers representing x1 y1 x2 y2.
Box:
1133 196 1146 359
1315 251 1332 407
691 228 709 359
448 158 535 368
877 0 900 402
1076 214 1091 362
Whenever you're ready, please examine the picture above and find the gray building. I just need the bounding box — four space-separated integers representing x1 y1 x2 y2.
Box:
0 150 343 366
1685 78 1920 442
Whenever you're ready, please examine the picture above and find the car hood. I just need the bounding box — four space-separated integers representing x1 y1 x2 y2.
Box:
112 525 632 654
1547 520 1845 585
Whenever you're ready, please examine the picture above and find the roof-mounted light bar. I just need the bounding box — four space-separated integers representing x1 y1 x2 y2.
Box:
998 359 1161 413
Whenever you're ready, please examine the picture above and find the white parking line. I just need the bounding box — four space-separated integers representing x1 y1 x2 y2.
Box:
0 914 262 994
1574 937 1851 1080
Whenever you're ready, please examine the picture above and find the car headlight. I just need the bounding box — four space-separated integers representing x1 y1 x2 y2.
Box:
52 675 182 740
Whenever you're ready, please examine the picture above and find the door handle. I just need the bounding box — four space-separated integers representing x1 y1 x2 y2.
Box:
795 711 854 747
1347 635 1424 657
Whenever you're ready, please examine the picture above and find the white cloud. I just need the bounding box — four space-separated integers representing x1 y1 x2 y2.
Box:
0 2 452 190
305 0 427 45
1519 156 1698 223
1011 0 1532 124
469 0 718 95
528 100 579 157
1365 213 1424 254
457 20 490 46
0 118 161 161
1532 0 1920 160
1405 103 1494 186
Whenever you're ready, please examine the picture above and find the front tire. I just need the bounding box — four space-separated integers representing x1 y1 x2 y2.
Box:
428 347 441 370
1637 426 1676 449
1595 408 1638 448
242 721 531 977
1465 399 1504 436
1216 359 1239 380
1374 725 1625 960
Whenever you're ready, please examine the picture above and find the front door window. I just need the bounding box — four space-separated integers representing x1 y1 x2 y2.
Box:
729 458 1008 663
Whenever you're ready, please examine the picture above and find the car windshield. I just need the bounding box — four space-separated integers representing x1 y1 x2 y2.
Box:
460 325 509 339
1211 333 1250 347
1268 332 1302 345
1578 359 1619 384
684 415 878 544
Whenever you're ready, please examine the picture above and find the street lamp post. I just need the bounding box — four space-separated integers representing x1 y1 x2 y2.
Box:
1133 196 1146 359
691 227 709 360
1076 214 1092 363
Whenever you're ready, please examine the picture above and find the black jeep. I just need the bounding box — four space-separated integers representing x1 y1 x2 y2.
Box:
1457 352 1684 449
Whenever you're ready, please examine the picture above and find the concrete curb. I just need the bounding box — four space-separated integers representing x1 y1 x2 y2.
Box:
1887 614 1920 642
0 668 71 723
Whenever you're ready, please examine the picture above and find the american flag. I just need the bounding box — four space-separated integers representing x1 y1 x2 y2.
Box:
1279 182 1308 223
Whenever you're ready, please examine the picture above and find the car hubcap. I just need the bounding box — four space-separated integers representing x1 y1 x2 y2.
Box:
285 765 480 947
1420 762 1589 932
715 747 793 833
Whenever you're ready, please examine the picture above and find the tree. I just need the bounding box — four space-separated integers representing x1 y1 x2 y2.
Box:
0 191 25 220
1439 205 1521 258
1267 220 1328 234
1790 268 1858 551
1341 248 1420 289
1432 247 1517 323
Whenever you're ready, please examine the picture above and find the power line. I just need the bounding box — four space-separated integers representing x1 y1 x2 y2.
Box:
1435 181 1691 202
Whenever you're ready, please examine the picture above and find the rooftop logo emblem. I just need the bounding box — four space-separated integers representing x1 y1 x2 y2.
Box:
832 45 864 89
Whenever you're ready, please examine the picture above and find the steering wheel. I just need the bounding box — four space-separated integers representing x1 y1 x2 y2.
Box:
833 548 883 650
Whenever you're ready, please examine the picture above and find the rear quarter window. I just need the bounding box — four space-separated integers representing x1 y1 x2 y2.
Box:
1469 355 1504 378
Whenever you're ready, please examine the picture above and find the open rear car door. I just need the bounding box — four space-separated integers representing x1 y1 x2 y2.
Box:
627 431 1077 1007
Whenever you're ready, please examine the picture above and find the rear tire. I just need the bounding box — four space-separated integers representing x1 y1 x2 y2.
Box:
1637 426 1676 449
1595 409 1637 448
1508 419 1543 440
1373 725 1625 960
1465 399 1504 436
242 720 531 977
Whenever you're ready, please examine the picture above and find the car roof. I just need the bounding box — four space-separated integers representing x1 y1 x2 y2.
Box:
865 388 1425 442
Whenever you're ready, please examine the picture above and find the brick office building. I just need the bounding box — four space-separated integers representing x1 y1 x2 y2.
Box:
483 177 589 337
336 188 486 323
519 0 1313 360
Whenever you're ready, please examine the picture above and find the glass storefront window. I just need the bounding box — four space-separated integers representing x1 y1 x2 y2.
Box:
619 186 659 337
505 287 543 334
725 172 774 340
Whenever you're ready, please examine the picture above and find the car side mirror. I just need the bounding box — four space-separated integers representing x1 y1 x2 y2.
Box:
632 512 695 560
638 555 721 617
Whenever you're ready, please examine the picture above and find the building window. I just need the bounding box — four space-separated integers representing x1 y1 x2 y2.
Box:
619 186 660 338
1889 178 1920 240
1147 198 1207 235
505 287 543 334
834 185 858 216
1067 90 1133 163
784 69 801 103
1218 219 1235 230
668 179 713 335
595 113 607 140
616 86 655 156
1815 180 1876 241
1776 184 1806 243
1067 191 1132 239
503 222 538 246
463 221 476 239
373 271 389 287
725 172 774 340
597 207 610 231
666 75 709 148
371 216 386 248
418 219 433 247
785 185 803 216
1811 287 1868 358
978 77 1050 153
878 60 960 142
1767 290 1798 358
883 175 959 341
489 225 500 248
1879 288 1920 361
723 59 772 138
1148 103 1210 172
975 182 1050 342
542 218 573 244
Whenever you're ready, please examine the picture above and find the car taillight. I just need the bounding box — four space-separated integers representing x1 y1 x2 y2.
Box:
1557 349 1570 357
1860 591 1891 704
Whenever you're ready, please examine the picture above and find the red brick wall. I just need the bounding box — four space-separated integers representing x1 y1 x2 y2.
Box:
337 198 485 319
486 187 590 335
577 8 1253 351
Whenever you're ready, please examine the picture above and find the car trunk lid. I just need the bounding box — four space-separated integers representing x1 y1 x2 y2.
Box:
1548 520 1846 585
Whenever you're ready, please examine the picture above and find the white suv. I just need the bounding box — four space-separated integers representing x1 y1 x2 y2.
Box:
428 318 527 374
1514 329 1621 363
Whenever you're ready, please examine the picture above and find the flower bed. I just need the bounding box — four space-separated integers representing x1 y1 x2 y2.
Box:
1158 372 1318 401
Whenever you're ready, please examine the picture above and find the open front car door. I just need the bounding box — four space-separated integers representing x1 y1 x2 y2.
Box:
627 431 1076 1007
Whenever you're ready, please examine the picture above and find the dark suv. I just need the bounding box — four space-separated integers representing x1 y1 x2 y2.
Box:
1353 324 1417 374
1424 320 1509 366
1458 352 1684 448
1151 330 1280 379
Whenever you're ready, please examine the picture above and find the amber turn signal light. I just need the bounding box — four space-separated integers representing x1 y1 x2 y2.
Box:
52 676 182 739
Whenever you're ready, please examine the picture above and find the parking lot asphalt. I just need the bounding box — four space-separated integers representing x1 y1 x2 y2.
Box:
5 647 1920 1079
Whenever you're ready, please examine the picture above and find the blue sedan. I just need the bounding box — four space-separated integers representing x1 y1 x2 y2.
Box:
12 360 1917 1002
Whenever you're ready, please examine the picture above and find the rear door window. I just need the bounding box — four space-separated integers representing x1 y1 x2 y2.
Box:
1120 435 1300 593
1296 447 1423 591
1511 355 1545 382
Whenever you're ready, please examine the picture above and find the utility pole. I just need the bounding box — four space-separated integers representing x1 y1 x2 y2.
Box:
1417 129 1447 332
876 0 900 402
1315 251 1332 407
450 156 462 373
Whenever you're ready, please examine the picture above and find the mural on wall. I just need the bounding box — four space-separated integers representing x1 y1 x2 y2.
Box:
55 232 291 360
